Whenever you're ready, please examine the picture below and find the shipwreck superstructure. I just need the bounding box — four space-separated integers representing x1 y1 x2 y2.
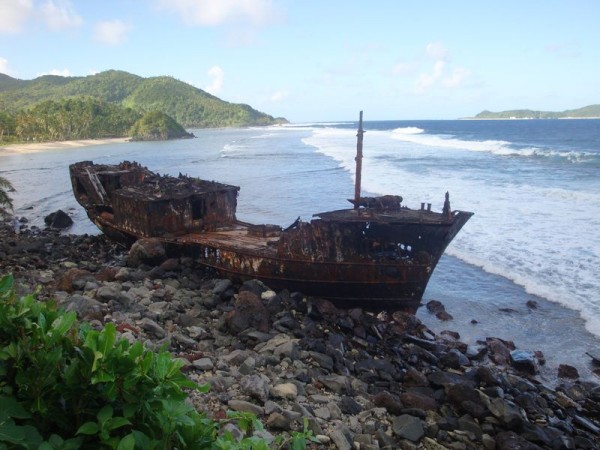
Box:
70 114 472 311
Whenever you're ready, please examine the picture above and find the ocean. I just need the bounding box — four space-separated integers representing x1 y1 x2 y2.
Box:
1 118 599 383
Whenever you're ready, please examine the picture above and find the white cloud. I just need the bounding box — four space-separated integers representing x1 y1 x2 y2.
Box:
0 57 11 75
392 61 416 76
269 90 288 102
205 66 224 95
413 43 472 94
0 0 33 34
40 0 82 31
93 20 131 45
426 42 449 61
414 60 445 94
155 0 278 26
37 68 73 77
443 67 472 88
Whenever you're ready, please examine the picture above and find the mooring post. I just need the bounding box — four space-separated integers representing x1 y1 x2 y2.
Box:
354 111 364 209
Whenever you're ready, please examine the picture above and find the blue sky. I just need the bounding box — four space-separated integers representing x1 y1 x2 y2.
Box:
1 0 599 122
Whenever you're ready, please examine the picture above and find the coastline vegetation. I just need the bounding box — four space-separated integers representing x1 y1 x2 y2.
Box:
0 175 14 217
129 111 194 141
0 70 287 146
0 274 314 449
471 104 600 119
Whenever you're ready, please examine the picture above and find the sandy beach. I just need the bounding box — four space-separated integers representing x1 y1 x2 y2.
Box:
0 137 129 154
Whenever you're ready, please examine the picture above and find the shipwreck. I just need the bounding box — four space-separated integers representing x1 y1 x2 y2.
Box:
70 112 472 312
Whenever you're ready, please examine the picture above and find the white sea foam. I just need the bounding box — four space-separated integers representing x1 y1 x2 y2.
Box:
392 127 424 135
305 126 600 337
386 127 597 162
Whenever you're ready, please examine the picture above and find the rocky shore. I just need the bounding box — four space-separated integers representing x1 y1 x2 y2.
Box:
1 219 600 449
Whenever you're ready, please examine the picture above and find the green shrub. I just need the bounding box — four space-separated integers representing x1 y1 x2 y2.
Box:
0 274 310 449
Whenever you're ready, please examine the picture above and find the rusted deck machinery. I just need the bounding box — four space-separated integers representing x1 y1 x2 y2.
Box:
70 113 472 311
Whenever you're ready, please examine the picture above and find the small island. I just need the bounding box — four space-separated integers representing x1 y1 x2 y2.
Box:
129 111 194 141
469 104 600 119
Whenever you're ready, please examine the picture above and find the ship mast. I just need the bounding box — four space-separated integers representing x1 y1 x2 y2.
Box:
353 111 364 209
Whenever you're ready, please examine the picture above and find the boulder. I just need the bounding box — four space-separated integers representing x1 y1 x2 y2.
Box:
510 350 538 375
44 210 73 229
225 291 270 333
127 238 166 267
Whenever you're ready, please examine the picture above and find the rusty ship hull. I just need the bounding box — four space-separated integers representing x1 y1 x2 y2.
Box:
69 113 472 311
70 160 471 312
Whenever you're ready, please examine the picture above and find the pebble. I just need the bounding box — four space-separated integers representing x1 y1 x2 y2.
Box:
2 220 600 449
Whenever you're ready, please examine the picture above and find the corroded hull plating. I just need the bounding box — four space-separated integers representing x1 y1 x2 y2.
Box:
70 115 471 311
78 186 472 312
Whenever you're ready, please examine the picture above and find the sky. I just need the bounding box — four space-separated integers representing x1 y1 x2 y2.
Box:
0 0 599 122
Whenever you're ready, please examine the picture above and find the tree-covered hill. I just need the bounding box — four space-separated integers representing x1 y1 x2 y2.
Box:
129 110 194 141
472 104 600 119
0 70 286 127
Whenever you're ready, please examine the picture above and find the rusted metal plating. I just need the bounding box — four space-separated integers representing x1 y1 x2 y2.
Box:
70 114 472 311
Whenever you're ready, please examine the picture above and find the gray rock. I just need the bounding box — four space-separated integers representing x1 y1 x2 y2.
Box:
44 209 73 229
372 391 403 415
339 396 362 415
510 350 538 375
187 325 208 339
219 349 252 366
83 281 99 291
328 401 343 420
96 285 121 303
314 406 330 420
228 399 264 416
495 431 543 450
60 294 107 319
239 356 257 375
270 383 298 400
225 291 271 333
192 357 214 371
273 339 300 360
265 412 291 430
241 374 270 403
212 279 233 296
557 364 579 379
139 317 166 339
127 238 166 267
307 351 334 370
441 348 471 369
391 414 424 442
485 396 525 429
318 375 349 394
116 291 134 308
173 332 198 349
330 424 353 450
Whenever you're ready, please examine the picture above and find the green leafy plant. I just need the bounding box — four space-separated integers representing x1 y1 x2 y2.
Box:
277 419 320 450
0 274 292 449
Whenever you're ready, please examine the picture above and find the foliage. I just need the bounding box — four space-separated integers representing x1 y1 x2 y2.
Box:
0 176 14 217
473 104 600 119
129 110 193 141
6 97 141 142
0 70 286 129
0 274 303 450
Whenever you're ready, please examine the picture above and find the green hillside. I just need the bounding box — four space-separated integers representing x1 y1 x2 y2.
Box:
0 70 286 127
472 105 600 119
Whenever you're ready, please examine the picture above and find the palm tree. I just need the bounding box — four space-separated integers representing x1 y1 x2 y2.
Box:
0 175 14 218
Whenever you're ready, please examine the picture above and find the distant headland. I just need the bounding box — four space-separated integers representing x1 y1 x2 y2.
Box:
0 70 288 146
467 104 600 119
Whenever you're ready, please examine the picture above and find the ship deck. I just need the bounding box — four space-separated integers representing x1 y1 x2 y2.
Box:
175 224 280 254
315 207 454 224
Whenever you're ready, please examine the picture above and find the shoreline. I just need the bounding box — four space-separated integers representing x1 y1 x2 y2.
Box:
2 221 600 448
0 137 129 154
